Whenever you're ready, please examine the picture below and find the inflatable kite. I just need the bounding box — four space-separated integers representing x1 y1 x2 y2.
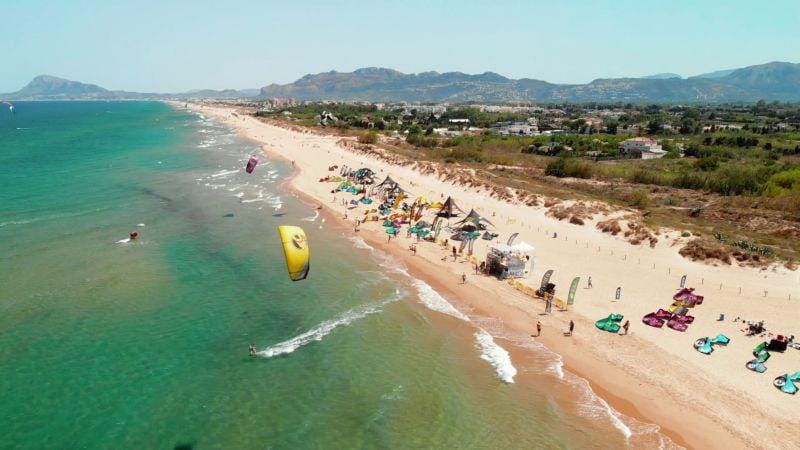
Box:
246 155 259 174
278 225 309 281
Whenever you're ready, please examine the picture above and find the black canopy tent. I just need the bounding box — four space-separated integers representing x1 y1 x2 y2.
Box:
437 196 466 218
453 209 495 231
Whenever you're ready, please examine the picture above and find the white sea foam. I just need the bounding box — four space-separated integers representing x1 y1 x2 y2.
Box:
411 279 470 322
137 223 145 227
227 183 248 192
348 236 374 250
515 339 564 380
116 238 131 244
235 192 245 198
211 169 238 178
0 218 37 227
568 374 632 439
301 211 320 222
258 291 400 358
474 330 517 383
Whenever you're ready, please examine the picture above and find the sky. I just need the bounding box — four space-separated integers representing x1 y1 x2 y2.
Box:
2 0 800 93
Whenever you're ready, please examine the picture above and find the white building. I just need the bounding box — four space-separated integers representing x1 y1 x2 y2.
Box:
433 128 463 137
619 137 667 159
491 121 539 136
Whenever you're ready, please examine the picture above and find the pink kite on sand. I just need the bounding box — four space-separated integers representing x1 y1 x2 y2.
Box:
245 156 259 174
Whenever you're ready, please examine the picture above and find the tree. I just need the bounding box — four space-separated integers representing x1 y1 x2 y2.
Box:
647 120 662 135
605 120 619 135
680 117 698 134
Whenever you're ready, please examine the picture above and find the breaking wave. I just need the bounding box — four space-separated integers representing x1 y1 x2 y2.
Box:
301 210 320 222
348 236 374 250
474 330 517 383
411 279 470 322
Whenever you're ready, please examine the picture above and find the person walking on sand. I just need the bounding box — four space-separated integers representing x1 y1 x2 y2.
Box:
587 276 592 289
452 246 457 261
461 273 466 284
622 320 630 335
567 320 574 336
536 321 542 337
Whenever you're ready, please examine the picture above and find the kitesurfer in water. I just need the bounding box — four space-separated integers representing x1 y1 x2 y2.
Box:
249 344 257 357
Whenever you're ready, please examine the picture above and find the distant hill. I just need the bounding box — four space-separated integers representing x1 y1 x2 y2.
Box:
1 75 256 100
691 68 737 79
260 62 800 103
5 62 800 103
2 75 153 100
179 88 256 99
640 73 682 80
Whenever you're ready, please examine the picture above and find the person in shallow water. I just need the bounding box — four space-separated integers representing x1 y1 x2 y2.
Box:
249 344 257 357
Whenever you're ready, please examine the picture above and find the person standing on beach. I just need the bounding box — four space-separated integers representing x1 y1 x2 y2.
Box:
622 320 630 335
587 276 592 288
452 246 457 261
461 273 466 284
567 320 574 336
536 321 542 337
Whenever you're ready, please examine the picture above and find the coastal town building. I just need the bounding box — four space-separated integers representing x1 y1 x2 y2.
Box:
491 121 539 136
619 137 667 159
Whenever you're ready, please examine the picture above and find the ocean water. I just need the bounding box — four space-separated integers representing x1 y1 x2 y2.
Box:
0 102 671 449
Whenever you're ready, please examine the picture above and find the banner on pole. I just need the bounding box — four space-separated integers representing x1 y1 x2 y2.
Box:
506 232 519 246
567 277 580 305
540 270 554 290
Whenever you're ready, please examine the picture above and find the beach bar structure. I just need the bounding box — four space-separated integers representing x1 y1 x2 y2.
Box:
485 242 534 279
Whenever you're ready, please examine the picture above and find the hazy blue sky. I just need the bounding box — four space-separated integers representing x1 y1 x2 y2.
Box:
2 0 799 93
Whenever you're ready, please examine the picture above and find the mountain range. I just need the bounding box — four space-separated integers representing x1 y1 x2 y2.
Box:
4 61 800 103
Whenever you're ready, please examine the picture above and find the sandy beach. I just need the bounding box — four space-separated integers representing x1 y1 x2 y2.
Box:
188 103 800 449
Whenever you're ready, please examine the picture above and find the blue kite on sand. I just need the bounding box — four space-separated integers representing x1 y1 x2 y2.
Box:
773 372 800 395
693 334 730 354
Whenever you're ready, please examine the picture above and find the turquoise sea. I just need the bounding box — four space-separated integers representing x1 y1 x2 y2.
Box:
0 102 671 449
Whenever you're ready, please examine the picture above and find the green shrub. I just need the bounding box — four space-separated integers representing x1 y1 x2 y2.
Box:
764 168 800 196
627 190 651 209
545 158 593 179
358 131 378 145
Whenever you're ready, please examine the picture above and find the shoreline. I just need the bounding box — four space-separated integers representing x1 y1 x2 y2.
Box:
183 102 800 449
